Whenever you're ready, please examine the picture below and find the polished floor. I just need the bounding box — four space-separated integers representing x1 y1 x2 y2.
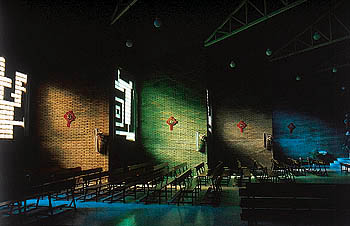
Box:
1 183 245 226
2 173 350 226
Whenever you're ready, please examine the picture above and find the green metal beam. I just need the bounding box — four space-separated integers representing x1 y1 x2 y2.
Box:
204 0 307 47
269 1 350 61
204 0 247 45
110 0 139 25
270 36 350 62
316 63 350 74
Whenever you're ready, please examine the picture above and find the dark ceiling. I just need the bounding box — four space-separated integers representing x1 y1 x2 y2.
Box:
1 0 349 87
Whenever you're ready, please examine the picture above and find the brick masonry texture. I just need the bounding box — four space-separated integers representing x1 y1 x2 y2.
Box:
273 108 345 160
34 78 109 171
214 106 273 168
211 82 273 169
140 76 207 168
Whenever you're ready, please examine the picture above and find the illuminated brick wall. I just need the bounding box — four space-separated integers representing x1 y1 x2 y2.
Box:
211 76 273 169
140 76 207 168
272 77 346 160
35 78 109 170
214 104 273 168
273 109 344 159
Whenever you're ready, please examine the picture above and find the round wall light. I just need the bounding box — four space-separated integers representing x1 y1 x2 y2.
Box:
266 48 272 56
313 32 321 41
154 18 162 28
126 40 133 48
229 60 236 68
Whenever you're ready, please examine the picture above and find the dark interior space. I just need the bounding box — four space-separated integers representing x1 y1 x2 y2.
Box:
1 0 350 225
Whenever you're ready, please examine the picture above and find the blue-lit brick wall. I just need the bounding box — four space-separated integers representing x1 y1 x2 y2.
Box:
272 73 348 160
273 109 345 159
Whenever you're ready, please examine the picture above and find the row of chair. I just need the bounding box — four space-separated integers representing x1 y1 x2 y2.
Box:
141 162 206 205
168 168 200 205
0 166 96 217
78 161 220 206
1 163 169 217
246 156 333 185
340 162 350 173
250 158 304 184
200 161 225 205
75 162 173 203
0 160 226 220
141 161 225 206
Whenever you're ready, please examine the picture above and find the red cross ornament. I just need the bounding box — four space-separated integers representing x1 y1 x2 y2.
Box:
64 111 76 127
166 116 178 131
237 120 247 133
288 122 296 134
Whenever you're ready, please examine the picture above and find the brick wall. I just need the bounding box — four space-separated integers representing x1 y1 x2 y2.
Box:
34 78 109 171
214 103 273 168
211 76 273 168
272 77 346 160
273 109 344 159
140 76 207 168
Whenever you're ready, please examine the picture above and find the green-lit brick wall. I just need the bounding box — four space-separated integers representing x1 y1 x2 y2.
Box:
140 76 207 168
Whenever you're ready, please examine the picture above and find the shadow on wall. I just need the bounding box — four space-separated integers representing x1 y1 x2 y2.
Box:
109 138 157 170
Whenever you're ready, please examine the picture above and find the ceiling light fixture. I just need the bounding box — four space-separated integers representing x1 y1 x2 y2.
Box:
229 60 236 68
154 18 162 28
126 40 133 48
266 49 272 56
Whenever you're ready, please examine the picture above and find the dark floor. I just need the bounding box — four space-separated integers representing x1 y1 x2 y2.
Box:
2 173 350 226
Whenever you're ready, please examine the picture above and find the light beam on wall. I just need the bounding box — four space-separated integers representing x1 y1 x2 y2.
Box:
0 57 27 139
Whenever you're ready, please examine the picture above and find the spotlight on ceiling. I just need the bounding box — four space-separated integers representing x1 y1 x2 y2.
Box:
265 49 272 56
332 66 337 73
295 75 302 81
154 18 162 28
126 40 133 48
313 31 321 41
341 86 346 91
229 60 236 68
